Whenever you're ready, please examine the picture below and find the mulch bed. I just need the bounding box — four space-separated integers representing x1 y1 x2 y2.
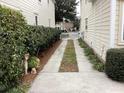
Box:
22 40 62 84
59 40 79 72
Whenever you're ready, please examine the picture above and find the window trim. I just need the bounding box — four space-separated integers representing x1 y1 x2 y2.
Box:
121 2 124 42
35 15 38 26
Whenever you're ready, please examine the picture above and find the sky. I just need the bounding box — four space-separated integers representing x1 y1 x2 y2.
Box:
76 0 80 16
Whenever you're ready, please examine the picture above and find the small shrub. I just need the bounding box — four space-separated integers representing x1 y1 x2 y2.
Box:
84 48 93 56
105 48 124 81
93 62 105 72
88 55 96 60
28 57 40 69
78 38 87 48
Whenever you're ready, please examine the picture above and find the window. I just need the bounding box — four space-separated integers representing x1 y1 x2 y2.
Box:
85 18 88 31
122 2 124 41
35 16 38 25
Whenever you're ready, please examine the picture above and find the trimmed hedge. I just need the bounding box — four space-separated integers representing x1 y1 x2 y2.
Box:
105 48 124 81
0 6 61 92
25 26 61 55
0 6 27 91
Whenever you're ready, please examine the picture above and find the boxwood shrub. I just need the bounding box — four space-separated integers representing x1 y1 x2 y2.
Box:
105 48 124 81
0 6 61 92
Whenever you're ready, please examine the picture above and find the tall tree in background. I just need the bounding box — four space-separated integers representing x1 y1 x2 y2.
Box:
55 0 78 22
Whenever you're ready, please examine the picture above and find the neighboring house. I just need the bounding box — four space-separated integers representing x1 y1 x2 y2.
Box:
56 21 74 32
0 0 55 27
80 0 124 61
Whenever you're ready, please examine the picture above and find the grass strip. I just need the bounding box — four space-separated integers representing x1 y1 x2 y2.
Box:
78 38 105 72
59 40 79 72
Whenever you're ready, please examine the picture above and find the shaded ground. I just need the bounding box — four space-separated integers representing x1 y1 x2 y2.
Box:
22 40 62 84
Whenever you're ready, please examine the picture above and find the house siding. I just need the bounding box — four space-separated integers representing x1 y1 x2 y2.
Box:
115 0 124 48
80 0 111 61
0 0 55 27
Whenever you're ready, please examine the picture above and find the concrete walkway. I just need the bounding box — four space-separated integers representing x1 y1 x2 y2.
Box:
29 39 124 93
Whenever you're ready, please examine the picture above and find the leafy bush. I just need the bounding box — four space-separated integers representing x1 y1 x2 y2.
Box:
25 26 61 55
105 48 124 81
84 48 94 56
0 6 27 91
28 57 40 69
93 62 105 72
6 84 29 93
0 6 61 92
78 38 87 48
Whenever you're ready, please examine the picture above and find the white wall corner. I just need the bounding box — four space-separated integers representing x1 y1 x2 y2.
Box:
110 0 116 48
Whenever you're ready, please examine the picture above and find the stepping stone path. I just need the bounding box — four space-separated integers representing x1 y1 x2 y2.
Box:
29 32 124 93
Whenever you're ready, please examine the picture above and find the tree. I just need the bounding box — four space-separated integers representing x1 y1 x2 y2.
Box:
73 17 80 30
55 0 78 22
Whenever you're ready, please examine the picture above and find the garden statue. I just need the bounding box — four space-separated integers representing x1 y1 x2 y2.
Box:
24 53 30 75
31 68 37 74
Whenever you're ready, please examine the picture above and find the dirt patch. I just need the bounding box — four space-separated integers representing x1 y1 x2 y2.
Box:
59 40 79 72
22 40 62 84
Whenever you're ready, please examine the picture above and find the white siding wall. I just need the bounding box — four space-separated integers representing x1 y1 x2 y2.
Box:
80 0 111 61
0 0 55 27
115 0 124 48
39 0 55 27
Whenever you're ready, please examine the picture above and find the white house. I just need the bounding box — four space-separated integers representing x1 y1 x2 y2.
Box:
0 0 55 27
80 0 124 61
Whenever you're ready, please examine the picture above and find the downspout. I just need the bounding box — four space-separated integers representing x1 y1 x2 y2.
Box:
110 0 116 48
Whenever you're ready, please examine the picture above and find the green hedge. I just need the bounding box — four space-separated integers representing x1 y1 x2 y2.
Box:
25 26 61 55
0 6 28 92
0 6 61 92
105 48 124 81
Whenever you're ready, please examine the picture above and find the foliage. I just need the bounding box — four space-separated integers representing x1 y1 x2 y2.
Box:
93 62 105 72
78 38 87 48
28 57 40 69
55 0 78 22
6 84 30 93
73 17 80 30
0 6 27 92
84 48 94 56
25 26 61 56
105 48 124 81
78 38 105 72
0 6 61 92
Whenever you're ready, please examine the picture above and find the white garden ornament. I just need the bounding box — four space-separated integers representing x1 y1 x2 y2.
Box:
24 53 30 75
